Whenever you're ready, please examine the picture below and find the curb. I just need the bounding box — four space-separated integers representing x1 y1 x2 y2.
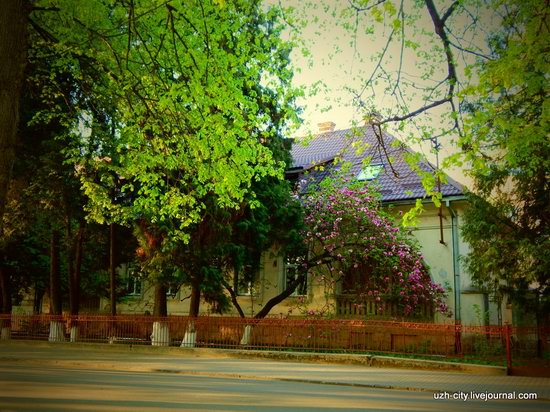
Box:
216 349 507 376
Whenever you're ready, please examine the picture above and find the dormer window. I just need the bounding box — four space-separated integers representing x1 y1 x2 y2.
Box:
357 164 383 181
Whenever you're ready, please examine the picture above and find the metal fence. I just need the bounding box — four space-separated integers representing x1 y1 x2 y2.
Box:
1 314 548 368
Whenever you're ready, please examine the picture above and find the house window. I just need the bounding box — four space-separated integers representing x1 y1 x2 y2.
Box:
357 164 383 181
166 284 179 299
125 265 142 296
283 257 307 296
235 265 258 296
237 281 257 296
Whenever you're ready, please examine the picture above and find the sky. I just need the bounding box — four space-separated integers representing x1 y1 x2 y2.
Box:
269 0 500 186
281 0 386 135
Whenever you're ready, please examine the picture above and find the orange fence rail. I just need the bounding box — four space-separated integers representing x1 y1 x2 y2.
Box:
0 314 548 367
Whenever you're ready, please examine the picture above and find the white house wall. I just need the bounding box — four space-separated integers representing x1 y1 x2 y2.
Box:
391 201 510 326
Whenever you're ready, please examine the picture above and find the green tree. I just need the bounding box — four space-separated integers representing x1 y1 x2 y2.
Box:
132 131 304 320
61 0 301 235
70 0 302 315
220 176 305 319
10 1 300 322
1 7 138 322
17 23 95 321
460 0 549 326
179 174 304 346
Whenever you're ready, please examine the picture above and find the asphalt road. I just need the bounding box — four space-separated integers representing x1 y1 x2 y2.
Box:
0 363 547 412
0 343 548 411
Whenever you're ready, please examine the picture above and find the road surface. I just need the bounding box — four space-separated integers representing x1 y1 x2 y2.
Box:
0 343 548 411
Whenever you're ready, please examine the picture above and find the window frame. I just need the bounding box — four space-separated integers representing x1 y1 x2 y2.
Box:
234 264 259 297
283 257 308 297
125 264 143 297
357 164 384 181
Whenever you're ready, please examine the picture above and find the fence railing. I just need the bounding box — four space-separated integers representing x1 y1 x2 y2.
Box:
335 294 434 319
1 314 548 368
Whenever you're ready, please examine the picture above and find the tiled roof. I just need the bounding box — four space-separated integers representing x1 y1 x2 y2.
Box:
289 125 463 202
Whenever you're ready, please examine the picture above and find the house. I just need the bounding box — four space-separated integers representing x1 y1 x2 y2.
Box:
104 121 509 326
13 122 509 326
283 121 495 325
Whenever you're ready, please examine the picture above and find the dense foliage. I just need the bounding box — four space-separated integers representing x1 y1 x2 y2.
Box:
40 0 302 245
2 0 303 317
460 0 549 324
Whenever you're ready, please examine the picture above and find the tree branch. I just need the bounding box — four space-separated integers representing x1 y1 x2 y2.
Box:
30 6 60 12
222 279 246 318
447 38 492 61
365 1 461 135
376 97 451 125
254 274 304 319
391 0 405 96
28 18 57 43
441 0 459 24
347 0 386 12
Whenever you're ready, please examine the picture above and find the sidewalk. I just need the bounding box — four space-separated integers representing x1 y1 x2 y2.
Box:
1 340 549 400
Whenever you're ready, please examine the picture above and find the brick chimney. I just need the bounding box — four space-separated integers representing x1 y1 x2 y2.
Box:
318 121 336 133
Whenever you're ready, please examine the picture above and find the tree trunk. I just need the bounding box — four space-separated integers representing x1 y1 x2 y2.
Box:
151 320 170 346
230 266 292 344
73 221 84 314
153 283 167 317
0 266 12 340
0 0 28 238
49 230 62 315
0 266 11 314
151 283 169 346
33 282 45 314
254 273 303 319
67 219 75 314
222 279 246 318
181 281 200 348
68 221 84 315
49 229 64 342
68 221 84 342
240 324 254 346
535 291 542 358
189 281 201 317
109 223 116 316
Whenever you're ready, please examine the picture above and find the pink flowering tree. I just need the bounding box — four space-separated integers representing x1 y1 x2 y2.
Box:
298 178 450 318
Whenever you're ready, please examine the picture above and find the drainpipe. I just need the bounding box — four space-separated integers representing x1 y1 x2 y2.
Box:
446 200 461 323
437 176 446 245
